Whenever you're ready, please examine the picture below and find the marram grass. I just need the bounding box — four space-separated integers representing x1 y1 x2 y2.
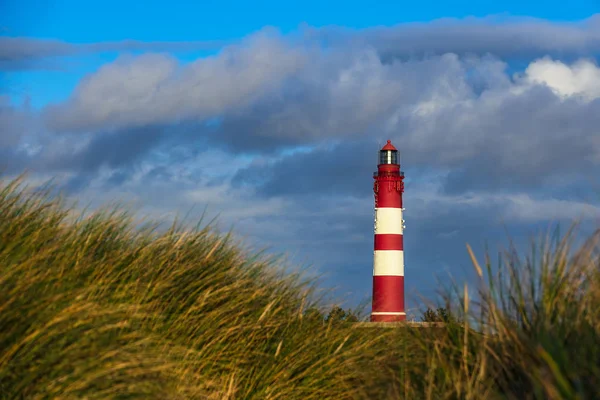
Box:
1 175 600 399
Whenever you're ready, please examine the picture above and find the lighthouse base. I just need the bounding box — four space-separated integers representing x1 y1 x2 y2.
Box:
371 275 405 322
370 313 406 322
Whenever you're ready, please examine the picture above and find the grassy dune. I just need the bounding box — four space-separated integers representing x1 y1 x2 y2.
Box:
1 175 599 399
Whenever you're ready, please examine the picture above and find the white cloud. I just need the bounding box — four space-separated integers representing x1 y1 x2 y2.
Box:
519 57 600 100
44 29 307 133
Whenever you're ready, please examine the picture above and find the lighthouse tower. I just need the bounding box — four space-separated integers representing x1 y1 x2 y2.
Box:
371 140 406 322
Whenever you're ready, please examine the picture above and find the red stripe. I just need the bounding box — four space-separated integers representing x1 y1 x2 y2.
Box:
371 275 405 313
374 234 403 250
377 190 402 208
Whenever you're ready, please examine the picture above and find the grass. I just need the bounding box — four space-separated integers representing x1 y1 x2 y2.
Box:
1 174 599 399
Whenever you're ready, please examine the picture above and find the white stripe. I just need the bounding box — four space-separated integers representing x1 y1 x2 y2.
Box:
373 250 404 276
374 207 403 234
371 312 406 315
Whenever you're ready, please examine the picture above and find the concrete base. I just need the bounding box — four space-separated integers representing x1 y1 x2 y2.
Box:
370 313 406 322
355 322 446 328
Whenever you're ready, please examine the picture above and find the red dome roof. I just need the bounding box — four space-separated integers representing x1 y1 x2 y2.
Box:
381 140 397 151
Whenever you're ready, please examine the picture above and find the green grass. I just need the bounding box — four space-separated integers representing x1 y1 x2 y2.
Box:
1 174 599 399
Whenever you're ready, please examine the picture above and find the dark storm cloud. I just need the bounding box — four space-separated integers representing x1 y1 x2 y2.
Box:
206 51 468 154
1 123 171 189
403 86 600 194
309 14 600 61
0 148 29 174
0 37 229 70
0 96 35 148
232 140 377 197
51 125 166 172
230 82 600 198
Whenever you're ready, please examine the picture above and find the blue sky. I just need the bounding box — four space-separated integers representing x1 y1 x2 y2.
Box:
2 1 600 315
5 0 600 41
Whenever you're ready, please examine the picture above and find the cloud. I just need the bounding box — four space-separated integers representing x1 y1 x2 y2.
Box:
209 50 465 153
3 18 600 309
0 36 229 70
519 57 600 100
0 96 29 148
4 14 600 70
0 96 44 175
407 84 600 193
8 32 598 203
502 194 600 222
224 53 600 197
39 125 168 173
232 140 376 198
44 30 306 133
309 14 600 60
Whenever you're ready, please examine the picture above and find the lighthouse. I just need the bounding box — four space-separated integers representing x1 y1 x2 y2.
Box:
371 140 406 322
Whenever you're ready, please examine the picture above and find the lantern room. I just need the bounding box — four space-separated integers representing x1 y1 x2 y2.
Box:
379 140 399 165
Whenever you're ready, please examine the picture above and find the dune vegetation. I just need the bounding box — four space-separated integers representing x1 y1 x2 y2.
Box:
1 174 599 399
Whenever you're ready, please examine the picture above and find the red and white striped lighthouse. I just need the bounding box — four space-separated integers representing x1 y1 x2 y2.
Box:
371 140 406 322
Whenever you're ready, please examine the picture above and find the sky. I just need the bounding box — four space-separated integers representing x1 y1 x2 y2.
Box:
2 0 600 317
